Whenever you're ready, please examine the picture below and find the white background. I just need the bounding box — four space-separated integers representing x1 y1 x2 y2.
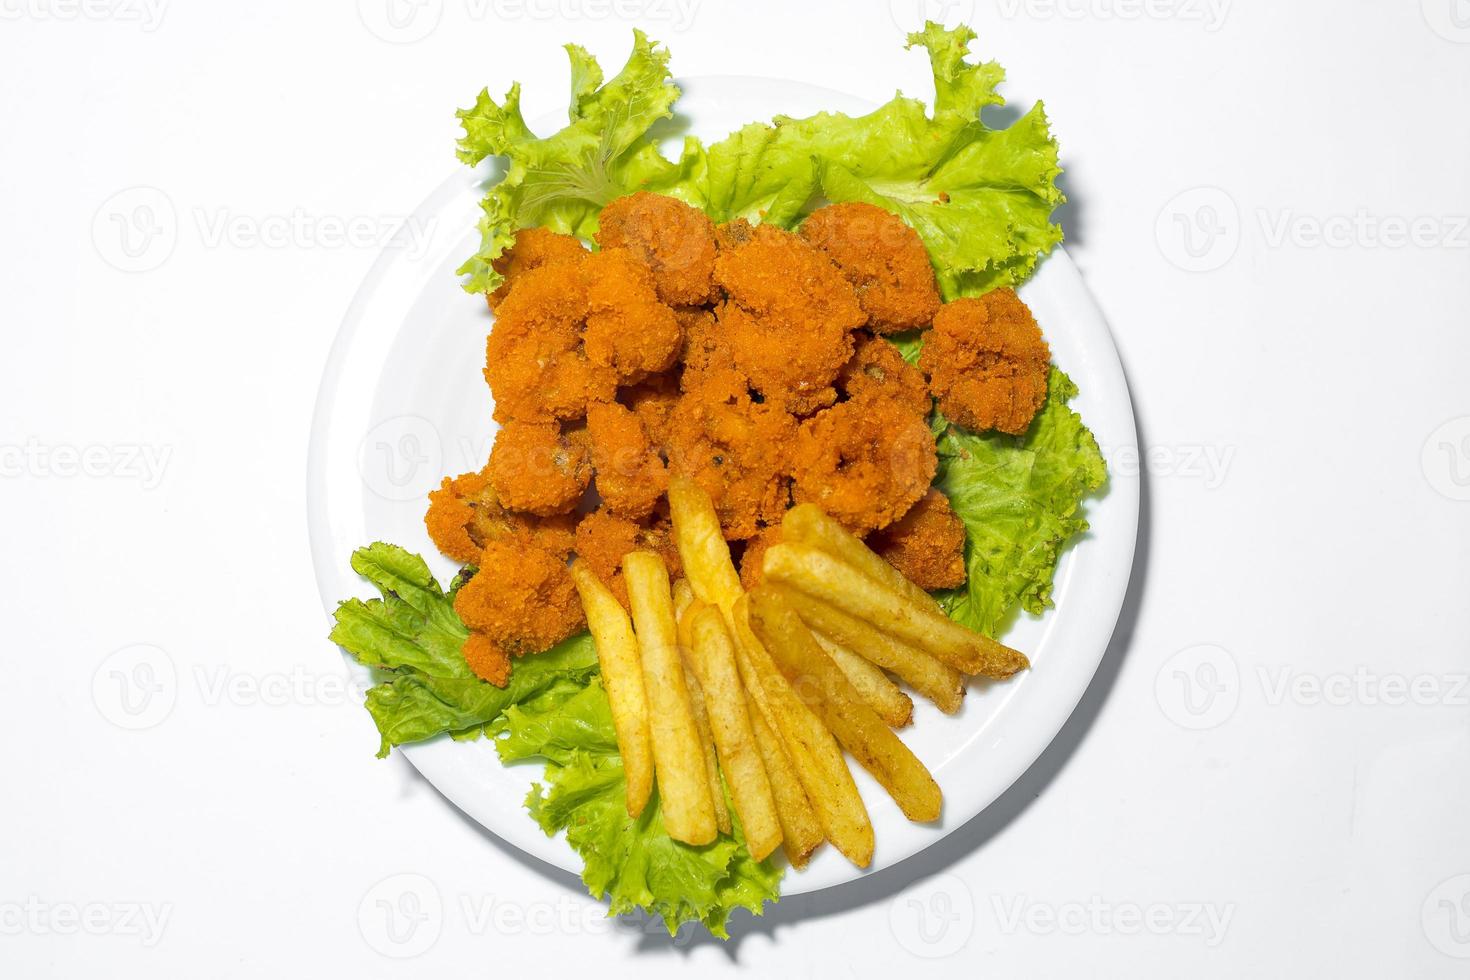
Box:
4 1 1469 976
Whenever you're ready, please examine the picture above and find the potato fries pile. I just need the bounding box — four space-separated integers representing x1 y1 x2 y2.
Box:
571 476 1030 867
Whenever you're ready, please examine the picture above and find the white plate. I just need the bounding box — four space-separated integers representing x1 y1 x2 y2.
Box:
308 76 1139 898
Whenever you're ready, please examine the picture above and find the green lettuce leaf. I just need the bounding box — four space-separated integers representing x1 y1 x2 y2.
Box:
329 543 598 756
692 22 1063 296
932 368 1107 635
493 677 781 938
455 31 697 293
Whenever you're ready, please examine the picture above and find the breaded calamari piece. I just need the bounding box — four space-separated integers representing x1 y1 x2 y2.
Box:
737 525 783 592
618 370 682 451
866 489 966 590
573 507 683 609
920 289 1051 436
424 468 575 565
713 222 865 414
586 401 667 520
485 262 614 422
582 248 684 384
666 379 796 540
837 333 931 417
488 227 588 310
453 539 585 660
790 392 938 533
461 632 512 687
799 202 940 333
486 421 592 516
595 192 719 306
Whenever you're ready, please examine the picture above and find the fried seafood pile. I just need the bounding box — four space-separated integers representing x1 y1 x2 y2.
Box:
426 193 1050 685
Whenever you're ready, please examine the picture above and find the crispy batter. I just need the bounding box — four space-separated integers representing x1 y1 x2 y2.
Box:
573 507 683 609
920 288 1051 436
713 222 865 414
866 489 966 590
453 539 585 659
618 370 682 451
586 401 667 520
461 632 511 687
838 332 931 417
582 248 684 384
424 468 575 565
790 392 938 533
596 192 718 306
486 421 592 516
488 227 588 310
485 263 613 422
799 202 940 333
666 379 797 540
738 525 783 591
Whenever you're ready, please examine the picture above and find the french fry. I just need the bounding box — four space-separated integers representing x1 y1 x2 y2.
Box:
681 651 733 837
623 551 717 846
733 596 874 867
774 587 965 714
569 559 653 818
672 577 696 620
749 588 943 823
668 475 744 616
748 704 823 867
812 632 913 728
783 503 943 614
687 606 783 861
763 542 1029 678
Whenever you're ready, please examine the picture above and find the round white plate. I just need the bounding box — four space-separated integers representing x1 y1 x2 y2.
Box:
308 76 1139 898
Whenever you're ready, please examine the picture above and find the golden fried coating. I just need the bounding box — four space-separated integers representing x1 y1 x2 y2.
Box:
487 227 588 310
790 392 938 533
737 525 783 592
424 468 575 565
586 401 667 520
486 421 592 516
485 263 614 422
713 222 866 415
573 507 683 609
461 632 511 687
619 370 682 450
582 248 684 384
920 288 1051 436
838 333 931 417
595 192 719 306
453 539 585 659
866 489 966 590
799 202 940 333
666 379 797 540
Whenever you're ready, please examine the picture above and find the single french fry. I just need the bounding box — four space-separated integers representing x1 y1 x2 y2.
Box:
668 475 744 616
623 551 717 846
749 588 943 823
748 704 823 867
774 587 965 714
732 596 873 867
783 503 943 614
682 656 733 836
812 632 913 728
687 606 783 860
570 559 653 818
763 543 1028 678
672 578 696 620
